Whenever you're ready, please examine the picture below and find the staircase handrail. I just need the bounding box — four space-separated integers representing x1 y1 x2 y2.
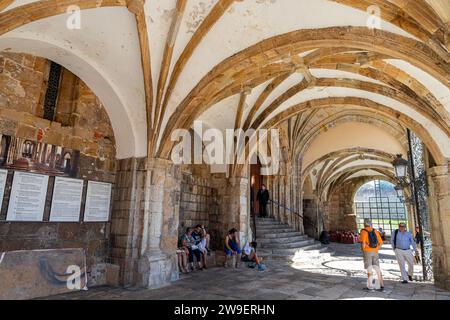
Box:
268 199 318 231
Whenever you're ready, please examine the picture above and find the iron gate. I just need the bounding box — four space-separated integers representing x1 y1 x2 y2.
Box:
355 196 408 237
408 129 433 281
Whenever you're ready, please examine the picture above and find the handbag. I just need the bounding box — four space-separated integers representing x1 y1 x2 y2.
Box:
414 254 421 264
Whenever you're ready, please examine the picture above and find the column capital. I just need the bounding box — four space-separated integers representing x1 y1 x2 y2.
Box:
428 164 449 177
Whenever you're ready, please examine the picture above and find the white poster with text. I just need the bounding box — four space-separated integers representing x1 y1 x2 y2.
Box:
0 169 8 204
7 172 49 221
84 181 112 222
50 177 84 222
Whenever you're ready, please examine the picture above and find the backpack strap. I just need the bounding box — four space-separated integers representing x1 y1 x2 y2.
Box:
393 229 399 249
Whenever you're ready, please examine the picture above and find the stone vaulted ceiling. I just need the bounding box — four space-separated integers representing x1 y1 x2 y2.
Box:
0 0 449 176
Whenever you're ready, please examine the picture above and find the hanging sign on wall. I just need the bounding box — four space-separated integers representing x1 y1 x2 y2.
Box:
83 181 112 222
6 171 49 221
0 169 8 204
50 177 84 222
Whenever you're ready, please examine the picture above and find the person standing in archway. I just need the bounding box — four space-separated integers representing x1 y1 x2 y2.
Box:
257 184 270 218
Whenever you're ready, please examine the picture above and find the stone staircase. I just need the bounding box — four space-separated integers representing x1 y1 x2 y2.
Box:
255 217 333 263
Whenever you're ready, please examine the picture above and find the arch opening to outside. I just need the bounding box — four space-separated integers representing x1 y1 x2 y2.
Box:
354 180 408 237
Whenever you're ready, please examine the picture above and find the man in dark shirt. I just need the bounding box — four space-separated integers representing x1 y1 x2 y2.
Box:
415 226 424 248
257 184 270 218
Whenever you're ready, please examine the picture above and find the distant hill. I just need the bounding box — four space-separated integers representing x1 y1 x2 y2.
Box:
355 180 398 202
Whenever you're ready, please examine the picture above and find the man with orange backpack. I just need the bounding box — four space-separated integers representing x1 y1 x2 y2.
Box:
360 219 385 291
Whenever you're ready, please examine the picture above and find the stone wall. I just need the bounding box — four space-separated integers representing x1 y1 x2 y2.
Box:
325 179 359 232
179 169 220 247
0 53 47 116
303 198 318 238
0 52 117 288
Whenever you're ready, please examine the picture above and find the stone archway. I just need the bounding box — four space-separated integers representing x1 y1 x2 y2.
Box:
0 34 146 160
353 179 409 236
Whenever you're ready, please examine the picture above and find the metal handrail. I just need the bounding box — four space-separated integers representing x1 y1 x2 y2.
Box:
269 199 318 231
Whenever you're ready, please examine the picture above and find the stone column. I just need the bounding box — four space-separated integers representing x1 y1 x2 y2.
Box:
227 176 251 245
137 158 181 289
267 176 273 218
279 162 287 224
428 164 450 290
406 203 416 231
296 156 305 234
110 157 147 287
285 170 292 227
212 174 251 250
273 176 279 221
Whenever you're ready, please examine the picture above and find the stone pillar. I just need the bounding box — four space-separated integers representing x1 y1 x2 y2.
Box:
295 156 305 234
137 158 181 289
428 164 450 290
230 177 251 245
285 170 292 227
280 176 284 223
267 176 273 218
110 157 147 287
274 176 280 221
213 174 251 249
406 203 416 231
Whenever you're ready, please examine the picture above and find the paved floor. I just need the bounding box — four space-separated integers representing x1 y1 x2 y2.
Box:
46 243 450 300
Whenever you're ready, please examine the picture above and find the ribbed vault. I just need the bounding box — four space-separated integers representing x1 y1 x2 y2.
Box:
0 0 448 167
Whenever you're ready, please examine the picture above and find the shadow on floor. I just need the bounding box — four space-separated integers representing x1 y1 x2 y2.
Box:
43 243 450 301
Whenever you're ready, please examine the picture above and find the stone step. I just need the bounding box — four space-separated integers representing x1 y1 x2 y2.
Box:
256 218 278 221
257 235 309 244
256 222 290 228
256 231 304 239
253 216 334 263
255 219 283 225
256 227 294 234
260 239 316 249
256 220 282 226
255 222 285 227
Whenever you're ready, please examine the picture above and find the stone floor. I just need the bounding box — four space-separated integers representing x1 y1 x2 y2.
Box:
45 243 450 300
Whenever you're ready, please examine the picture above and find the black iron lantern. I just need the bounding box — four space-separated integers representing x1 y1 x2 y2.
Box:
395 184 405 199
392 154 409 179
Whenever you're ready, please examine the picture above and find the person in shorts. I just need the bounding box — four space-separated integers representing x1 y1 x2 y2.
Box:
360 219 385 291
224 228 241 268
242 241 263 270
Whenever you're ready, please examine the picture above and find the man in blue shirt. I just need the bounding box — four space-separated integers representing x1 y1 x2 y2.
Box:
391 222 419 283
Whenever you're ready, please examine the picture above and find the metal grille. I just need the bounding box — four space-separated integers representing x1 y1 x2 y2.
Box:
408 129 433 281
356 196 408 237
43 62 62 121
